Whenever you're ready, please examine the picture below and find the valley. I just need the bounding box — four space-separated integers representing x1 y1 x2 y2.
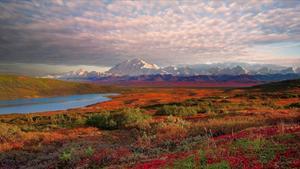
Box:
0 78 299 169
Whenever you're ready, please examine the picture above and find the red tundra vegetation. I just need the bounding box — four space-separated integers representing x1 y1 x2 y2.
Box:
0 79 299 168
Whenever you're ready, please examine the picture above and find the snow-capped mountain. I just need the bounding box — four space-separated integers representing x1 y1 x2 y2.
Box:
218 66 248 75
103 59 250 76
105 58 165 76
189 62 286 75
46 58 300 80
49 69 104 80
162 66 179 75
255 67 276 75
279 67 295 74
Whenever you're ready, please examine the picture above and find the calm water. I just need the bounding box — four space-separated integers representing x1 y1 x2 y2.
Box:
0 94 113 115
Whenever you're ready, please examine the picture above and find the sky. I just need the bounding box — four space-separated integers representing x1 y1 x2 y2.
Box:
0 0 300 75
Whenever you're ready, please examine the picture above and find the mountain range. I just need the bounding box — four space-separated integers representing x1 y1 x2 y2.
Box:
47 58 300 80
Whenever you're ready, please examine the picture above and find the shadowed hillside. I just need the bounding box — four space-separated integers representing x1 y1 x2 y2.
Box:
0 74 121 100
251 79 300 92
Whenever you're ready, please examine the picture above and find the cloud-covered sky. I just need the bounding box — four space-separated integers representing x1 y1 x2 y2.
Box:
0 0 300 75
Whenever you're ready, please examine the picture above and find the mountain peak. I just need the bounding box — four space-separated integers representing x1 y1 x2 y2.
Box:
105 58 161 76
49 61 300 79
123 58 159 69
126 58 144 63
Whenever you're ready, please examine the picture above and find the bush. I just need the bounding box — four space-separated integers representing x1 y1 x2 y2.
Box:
0 123 23 142
113 108 150 128
85 146 94 157
156 105 200 116
86 108 149 130
86 111 117 130
285 102 300 109
58 148 74 168
199 150 207 167
59 149 73 161
280 93 299 99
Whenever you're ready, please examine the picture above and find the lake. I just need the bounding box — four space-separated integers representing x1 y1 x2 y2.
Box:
0 94 113 115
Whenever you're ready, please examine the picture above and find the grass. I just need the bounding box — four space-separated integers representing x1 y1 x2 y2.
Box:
230 138 286 164
173 156 196 169
0 74 122 100
273 133 297 142
206 161 230 169
165 155 230 169
0 123 23 142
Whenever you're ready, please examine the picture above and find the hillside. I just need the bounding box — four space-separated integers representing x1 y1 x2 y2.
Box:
251 78 300 92
0 74 120 100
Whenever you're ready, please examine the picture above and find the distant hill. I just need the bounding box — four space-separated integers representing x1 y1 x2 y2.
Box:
251 78 300 92
89 74 300 87
0 74 120 100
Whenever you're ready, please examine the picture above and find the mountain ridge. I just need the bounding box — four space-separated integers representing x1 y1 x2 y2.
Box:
105 58 164 76
49 58 300 80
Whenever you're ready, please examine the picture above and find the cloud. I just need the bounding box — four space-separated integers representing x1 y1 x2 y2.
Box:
0 0 299 67
0 63 109 76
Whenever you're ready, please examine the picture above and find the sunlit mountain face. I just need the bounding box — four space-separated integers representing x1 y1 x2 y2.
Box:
0 0 300 75
48 58 298 77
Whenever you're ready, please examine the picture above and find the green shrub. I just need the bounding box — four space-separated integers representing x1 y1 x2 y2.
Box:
231 138 267 153
156 105 200 116
172 155 196 169
113 108 149 128
86 108 149 130
285 102 300 109
85 146 94 157
257 142 285 164
231 138 285 164
59 149 73 161
199 150 207 167
273 134 296 142
86 111 117 130
169 155 230 169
